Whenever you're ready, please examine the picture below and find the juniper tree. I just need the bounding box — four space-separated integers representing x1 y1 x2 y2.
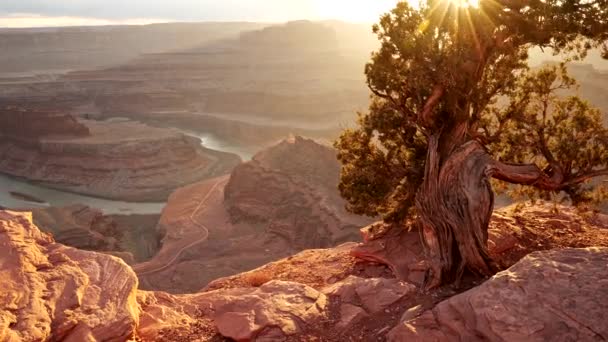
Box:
335 0 608 288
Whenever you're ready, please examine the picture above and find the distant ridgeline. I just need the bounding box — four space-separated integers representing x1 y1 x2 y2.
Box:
0 108 90 141
239 20 338 50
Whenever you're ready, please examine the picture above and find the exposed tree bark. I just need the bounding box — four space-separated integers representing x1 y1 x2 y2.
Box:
415 134 606 289
416 137 498 289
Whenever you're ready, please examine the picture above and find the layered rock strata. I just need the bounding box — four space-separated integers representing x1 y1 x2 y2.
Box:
0 115 241 201
135 137 372 293
224 136 368 248
30 204 161 264
0 211 139 342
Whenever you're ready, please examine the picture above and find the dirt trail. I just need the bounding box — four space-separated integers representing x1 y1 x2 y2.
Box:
133 178 227 276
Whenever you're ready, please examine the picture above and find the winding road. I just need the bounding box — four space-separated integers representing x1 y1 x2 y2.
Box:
133 178 227 276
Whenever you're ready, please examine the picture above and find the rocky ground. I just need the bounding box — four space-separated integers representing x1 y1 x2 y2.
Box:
135 137 373 293
0 113 241 201
1 202 607 341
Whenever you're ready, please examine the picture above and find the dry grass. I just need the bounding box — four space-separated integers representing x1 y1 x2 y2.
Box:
242 271 273 287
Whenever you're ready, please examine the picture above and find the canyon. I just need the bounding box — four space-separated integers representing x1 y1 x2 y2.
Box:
134 136 373 293
0 22 266 75
30 204 161 264
0 110 241 202
0 21 378 152
1 22 606 154
0 19 607 342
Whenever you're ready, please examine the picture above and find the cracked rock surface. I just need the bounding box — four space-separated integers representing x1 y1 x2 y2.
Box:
388 247 608 342
0 211 139 342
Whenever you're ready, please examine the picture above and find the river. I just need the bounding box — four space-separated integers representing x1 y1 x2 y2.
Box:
0 174 166 214
184 131 256 161
0 130 252 214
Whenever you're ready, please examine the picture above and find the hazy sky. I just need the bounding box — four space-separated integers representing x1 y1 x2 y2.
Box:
0 0 400 28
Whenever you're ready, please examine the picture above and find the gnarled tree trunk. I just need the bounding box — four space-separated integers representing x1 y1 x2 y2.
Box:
416 136 498 289
414 128 579 288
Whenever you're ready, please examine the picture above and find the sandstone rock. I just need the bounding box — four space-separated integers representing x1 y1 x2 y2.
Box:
388 248 608 342
137 138 371 294
337 303 369 331
138 280 329 341
324 276 416 314
399 305 425 323
210 280 328 341
4 203 608 342
205 242 367 292
0 211 139 342
224 136 371 249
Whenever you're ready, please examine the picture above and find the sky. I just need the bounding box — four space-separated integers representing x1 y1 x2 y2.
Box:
0 0 400 28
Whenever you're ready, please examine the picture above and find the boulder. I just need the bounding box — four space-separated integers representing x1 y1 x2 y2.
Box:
210 280 328 341
0 211 139 342
388 248 608 342
323 276 416 314
337 303 369 331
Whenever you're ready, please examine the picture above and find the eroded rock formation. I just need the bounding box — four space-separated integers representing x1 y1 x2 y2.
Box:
225 136 367 248
135 137 372 293
30 205 161 264
0 211 139 342
0 114 241 201
0 108 90 140
388 247 608 341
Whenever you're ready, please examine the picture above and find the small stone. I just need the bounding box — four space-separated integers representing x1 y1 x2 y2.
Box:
400 305 424 323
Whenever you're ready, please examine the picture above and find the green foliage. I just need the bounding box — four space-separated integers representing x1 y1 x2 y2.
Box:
335 99 426 221
336 0 608 220
489 64 608 206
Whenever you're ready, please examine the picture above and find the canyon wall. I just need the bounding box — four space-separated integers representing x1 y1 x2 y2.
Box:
225 136 365 248
0 115 241 201
135 137 373 293
0 22 266 74
0 109 90 140
31 205 161 264
0 21 374 146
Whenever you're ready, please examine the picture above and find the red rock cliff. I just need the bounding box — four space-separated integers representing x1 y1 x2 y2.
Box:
0 108 90 141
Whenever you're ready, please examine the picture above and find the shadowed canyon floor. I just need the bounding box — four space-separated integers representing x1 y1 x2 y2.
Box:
30 205 161 264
